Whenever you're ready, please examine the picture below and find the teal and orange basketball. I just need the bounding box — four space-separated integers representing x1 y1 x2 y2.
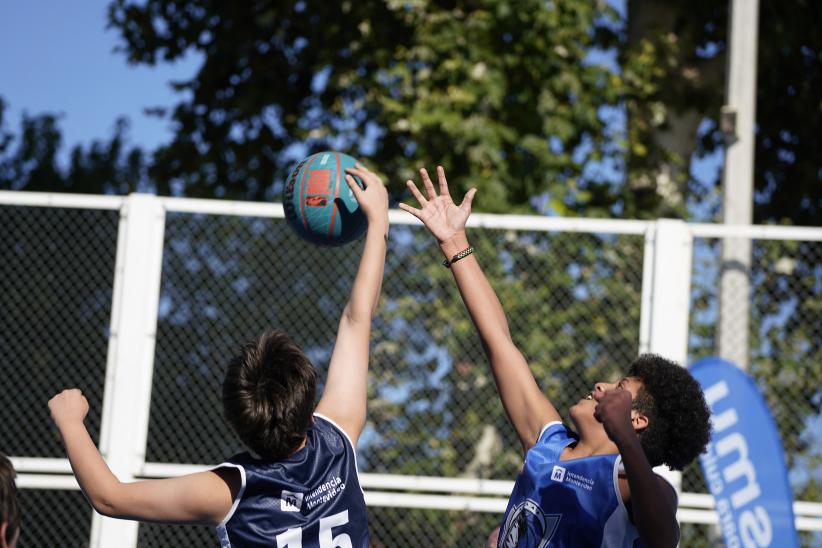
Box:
282 151 367 246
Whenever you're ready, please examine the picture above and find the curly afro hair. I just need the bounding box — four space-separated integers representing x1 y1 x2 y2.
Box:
627 354 711 470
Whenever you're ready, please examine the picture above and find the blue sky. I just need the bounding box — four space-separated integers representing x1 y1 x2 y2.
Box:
0 0 200 161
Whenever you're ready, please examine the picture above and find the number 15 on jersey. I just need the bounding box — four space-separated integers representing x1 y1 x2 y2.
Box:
276 510 352 548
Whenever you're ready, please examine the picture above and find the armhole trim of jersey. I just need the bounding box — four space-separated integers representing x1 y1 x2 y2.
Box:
620 462 680 504
612 456 630 521
652 466 680 505
313 413 365 497
214 462 247 528
536 421 563 443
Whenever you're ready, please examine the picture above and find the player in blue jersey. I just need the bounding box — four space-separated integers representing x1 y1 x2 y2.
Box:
48 162 389 547
400 166 711 548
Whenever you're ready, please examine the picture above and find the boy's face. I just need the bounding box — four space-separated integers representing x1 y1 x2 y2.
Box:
569 376 646 430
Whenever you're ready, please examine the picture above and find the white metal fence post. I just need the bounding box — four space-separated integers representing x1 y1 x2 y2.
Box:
639 219 694 498
92 194 166 548
642 219 693 363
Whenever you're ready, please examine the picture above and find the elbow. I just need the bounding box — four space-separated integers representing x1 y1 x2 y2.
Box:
343 304 371 326
90 497 117 518
86 485 124 519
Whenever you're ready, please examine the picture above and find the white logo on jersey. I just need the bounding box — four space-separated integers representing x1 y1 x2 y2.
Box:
500 499 561 548
551 465 566 482
281 490 304 512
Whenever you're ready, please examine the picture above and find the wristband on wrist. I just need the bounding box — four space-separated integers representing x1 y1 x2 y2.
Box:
442 246 475 268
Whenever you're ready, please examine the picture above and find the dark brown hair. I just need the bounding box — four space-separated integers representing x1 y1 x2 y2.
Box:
0 452 20 546
628 354 712 470
222 330 318 461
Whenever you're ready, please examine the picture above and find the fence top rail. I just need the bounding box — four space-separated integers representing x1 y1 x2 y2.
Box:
689 222 822 241
0 190 124 210
3 191 821 240
161 200 653 234
159 195 653 234
160 196 285 217
15 460 822 520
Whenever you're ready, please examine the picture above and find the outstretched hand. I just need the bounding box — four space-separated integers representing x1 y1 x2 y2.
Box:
344 162 389 227
399 166 477 243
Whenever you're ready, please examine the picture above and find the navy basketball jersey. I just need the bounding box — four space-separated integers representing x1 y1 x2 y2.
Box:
498 422 664 548
215 414 369 547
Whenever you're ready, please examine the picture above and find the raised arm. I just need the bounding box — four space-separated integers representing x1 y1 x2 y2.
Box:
594 389 680 548
315 163 389 444
399 166 560 451
48 389 239 526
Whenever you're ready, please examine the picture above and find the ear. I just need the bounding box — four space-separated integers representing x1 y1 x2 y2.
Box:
630 410 649 433
0 522 8 548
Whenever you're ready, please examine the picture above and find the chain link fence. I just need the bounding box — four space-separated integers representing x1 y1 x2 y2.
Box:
17 489 94 548
2 197 820 547
685 237 822 547
0 205 118 548
138 215 645 546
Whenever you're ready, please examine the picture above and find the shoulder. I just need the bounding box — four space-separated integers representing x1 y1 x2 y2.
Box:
536 421 568 438
313 413 357 453
212 457 248 499
534 422 575 449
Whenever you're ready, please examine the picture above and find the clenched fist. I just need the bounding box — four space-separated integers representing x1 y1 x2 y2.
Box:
592 389 635 445
48 389 89 429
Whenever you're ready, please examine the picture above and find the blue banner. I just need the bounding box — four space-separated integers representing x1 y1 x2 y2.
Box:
690 357 798 548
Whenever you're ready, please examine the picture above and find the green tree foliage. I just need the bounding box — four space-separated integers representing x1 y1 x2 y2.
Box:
621 0 822 224
621 0 727 217
107 0 628 212
3 2 820 222
0 98 148 194
753 0 822 225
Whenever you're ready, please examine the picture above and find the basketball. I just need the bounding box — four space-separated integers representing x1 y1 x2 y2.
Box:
282 151 368 246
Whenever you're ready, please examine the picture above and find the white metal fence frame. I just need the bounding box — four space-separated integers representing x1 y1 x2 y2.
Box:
4 190 822 547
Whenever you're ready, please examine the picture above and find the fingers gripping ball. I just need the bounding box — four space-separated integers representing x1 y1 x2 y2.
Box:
283 151 367 246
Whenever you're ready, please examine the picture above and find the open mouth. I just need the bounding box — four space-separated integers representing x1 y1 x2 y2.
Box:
585 393 594 400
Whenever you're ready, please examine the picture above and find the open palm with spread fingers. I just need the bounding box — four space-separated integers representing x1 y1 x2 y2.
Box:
399 166 477 242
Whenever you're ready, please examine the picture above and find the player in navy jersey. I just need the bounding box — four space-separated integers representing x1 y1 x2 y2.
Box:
400 166 711 548
48 162 389 547
0 453 20 548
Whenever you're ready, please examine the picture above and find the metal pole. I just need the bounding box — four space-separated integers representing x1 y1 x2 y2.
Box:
718 0 759 370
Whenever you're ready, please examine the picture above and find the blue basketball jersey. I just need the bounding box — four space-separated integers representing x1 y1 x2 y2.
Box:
215 414 369 547
498 422 656 548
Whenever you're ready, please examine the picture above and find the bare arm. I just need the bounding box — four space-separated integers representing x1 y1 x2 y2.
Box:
315 163 389 444
594 389 680 548
399 167 560 450
49 389 239 525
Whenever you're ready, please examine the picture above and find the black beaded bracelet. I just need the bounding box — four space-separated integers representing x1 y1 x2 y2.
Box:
442 246 475 268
